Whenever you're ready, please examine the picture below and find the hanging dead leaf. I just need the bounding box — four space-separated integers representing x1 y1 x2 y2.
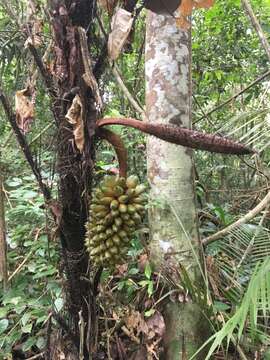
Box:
65 95 85 152
108 8 133 60
98 0 118 15
176 0 215 29
15 88 35 134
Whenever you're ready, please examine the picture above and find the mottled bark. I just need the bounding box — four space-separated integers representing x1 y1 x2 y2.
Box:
145 11 208 359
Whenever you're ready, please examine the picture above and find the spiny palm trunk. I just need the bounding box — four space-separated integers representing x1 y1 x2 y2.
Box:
146 11 208 359
47 0 98 357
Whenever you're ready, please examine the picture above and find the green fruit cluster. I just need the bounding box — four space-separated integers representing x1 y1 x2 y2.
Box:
85 175 147 267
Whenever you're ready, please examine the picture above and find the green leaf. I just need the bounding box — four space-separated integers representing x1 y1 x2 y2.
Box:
21 312 32 326
36 336 46 349
21 323 32 333
54 298 64 312
213 301 231 312
144 262 152 280
147 281 154 297
0 306 10 318
128 267 139 275
22 337 35 352
145 309 155 317
0 319 9 334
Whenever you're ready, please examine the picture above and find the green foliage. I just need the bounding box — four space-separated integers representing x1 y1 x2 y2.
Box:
191 258 270 360
0 175 60 358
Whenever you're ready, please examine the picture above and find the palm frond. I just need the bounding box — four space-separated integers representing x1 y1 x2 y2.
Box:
213 108 270 154
214 224 270 303
190 257 270 360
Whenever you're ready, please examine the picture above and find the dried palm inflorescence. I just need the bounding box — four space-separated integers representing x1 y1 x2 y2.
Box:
85 175 147 266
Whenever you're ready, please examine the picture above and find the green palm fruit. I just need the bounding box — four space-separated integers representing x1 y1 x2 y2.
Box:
104 213 114 225
133 194 148 204
134 184 147 196
103 176 116 187
127 204 136 215
96 225 106 233
109 246 118 255
114 186 124 197
105 228 114 237
92 235 100 243
95 211 109 219
132 212 142 225
126 189 136 198
121 213 130 221
118 195 129 203
98 233 107 242
106 238 114 248
101 186 115 197
115 177 126 188
122 237 130 244
94 189 103 199
111 210 120 218
123 225 135 234
112 224 119 233
114 217 123 227
99 243 106 252
112 234 121 245
99 197 114 205
119 204 127 213
134 204 145 213
127 219 135 227
126 175 139 188
85 174 148 267
110 199 119 210
118 230 128 238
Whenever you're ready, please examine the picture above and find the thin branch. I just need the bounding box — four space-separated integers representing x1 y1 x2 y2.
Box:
241 0 270 61
29 122 54 145
0 88 51 201
195 69 270 123
112 64 146 117
202 191 270 246
97 117 254 155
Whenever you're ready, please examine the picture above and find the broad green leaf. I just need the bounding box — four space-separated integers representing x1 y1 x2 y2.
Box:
0 319 9 334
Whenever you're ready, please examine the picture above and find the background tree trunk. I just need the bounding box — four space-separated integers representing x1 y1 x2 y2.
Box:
145 11 208 359
0 163 8 291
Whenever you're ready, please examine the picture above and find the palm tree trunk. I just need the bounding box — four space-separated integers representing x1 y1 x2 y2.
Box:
146 11 208 359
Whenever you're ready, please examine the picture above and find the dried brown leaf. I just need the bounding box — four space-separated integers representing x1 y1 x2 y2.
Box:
98 0 118 15
65 95 85 152
146 311 165 339
24 20 43 48
108 8 133 60
176 0 215 29
194 0 215 8
126 310 148 336
15 88 35 134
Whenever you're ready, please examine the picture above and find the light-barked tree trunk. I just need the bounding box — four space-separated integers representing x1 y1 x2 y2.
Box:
146 11 208 359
